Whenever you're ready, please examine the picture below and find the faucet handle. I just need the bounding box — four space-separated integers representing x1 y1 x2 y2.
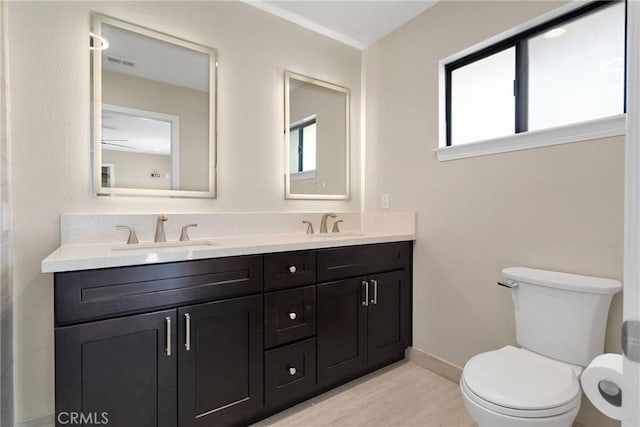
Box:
332 220 343 233
116 225 139 244
179 224 198 241
302 221 314 234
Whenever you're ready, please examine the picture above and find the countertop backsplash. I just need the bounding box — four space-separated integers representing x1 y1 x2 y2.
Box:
60 212 416 245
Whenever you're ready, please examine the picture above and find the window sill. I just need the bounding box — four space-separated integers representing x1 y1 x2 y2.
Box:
434 114 626 162
290 170 317 181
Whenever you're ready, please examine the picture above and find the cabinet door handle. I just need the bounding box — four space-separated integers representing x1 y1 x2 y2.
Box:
289 265 297 273
289 312 297 320
288 366 297 376
165 317 171 356
371 279 378 305
361 281 369 306
185 313 191 351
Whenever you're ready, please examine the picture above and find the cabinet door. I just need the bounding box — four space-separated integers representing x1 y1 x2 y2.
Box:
178 295 263 427
367 270 410 367
55 309 176 427
316 278 367 388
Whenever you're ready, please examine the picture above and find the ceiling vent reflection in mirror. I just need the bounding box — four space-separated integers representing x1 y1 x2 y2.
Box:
91 14 217 198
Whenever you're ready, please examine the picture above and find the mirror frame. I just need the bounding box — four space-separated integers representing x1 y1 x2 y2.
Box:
284 71 350 200
91 14 217 198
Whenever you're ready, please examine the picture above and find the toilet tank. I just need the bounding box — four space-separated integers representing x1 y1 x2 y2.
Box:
502 267 622 367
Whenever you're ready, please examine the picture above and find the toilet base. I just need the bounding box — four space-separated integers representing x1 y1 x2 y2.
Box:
460 382 581 427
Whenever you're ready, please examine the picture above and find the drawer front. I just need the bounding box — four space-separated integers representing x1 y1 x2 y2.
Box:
265 338 316 408
264 251 316 291
55 256 263 326
265 285 316 348
317 242 411 282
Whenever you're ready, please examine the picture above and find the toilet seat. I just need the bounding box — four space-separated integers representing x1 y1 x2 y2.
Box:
461 346 582 418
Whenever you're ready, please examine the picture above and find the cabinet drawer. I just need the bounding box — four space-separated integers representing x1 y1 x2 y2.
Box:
55 256 263 325
317 242 411 282
265 338 316 408
265 285 315 348
264 251 316 291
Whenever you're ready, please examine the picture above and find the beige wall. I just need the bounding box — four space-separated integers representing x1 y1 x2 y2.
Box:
290 82 347 195
102 70 209 191
102 150 171 190
364 2 623 426
7 1 361 422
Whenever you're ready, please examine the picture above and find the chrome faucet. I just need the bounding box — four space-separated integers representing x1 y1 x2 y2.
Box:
154 214 168 242
319 213 337 233
115 225 139 244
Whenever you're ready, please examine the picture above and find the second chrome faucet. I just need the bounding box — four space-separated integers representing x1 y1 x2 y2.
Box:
319 213 337 233
117 215 198 244
301 213 340 234
155 214 168 242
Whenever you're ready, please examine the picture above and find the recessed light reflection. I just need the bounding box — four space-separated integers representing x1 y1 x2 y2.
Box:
544 27 566 39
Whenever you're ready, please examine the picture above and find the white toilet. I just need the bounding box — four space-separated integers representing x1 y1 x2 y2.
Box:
460 267 622 427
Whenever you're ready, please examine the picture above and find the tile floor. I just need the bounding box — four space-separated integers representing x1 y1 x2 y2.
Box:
253 360 476 426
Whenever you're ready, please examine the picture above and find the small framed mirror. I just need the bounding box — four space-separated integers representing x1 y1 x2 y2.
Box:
91 15 217 198
284 71 350 200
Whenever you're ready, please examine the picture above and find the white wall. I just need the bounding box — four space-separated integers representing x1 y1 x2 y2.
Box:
0 0 13 424
102 150 172 190
7 1 361 422
102 70 210 191
364 2 623 426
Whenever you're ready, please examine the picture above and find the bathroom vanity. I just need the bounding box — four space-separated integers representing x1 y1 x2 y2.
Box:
45 217 414 427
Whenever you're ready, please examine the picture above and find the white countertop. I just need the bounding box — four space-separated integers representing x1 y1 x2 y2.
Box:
42 231 416 273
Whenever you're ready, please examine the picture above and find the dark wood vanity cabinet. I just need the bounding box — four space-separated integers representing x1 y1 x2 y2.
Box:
54 256 265 427
178 295 263 427
56 309 178 427
315 242 412 388
54 241 412 427
316 269 411 388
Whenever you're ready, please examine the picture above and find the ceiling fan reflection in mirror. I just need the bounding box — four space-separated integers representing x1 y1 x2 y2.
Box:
101 140 134 149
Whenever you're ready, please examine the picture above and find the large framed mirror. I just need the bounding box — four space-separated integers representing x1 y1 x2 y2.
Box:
284 71 350 200
91 15 217 198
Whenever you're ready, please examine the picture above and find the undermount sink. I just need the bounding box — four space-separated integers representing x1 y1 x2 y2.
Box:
112 240 218 251
311 232 364 239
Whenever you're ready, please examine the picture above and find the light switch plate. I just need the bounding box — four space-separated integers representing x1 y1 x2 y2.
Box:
381 193 390 209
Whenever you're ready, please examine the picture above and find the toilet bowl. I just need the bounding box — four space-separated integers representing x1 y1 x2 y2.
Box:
460 267 622 427
460 346 582 427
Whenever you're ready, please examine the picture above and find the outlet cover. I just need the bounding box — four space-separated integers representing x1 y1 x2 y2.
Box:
381 193 390 209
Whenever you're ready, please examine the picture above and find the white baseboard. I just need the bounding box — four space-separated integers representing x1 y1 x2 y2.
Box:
405 347 463 384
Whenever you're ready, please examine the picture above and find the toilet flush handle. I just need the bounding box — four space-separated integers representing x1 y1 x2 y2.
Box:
497 281 519 289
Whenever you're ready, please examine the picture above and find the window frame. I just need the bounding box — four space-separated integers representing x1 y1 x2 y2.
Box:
290 116 316 173
444 0 625 148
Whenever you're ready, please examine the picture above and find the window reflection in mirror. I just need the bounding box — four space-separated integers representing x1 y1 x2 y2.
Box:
91 15 217 198
290 115 317 180
285 72 350 200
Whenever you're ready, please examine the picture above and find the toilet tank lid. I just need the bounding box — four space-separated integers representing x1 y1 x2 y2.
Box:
502 267 622 295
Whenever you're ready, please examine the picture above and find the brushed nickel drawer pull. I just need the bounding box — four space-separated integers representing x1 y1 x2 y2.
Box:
362 281 369 306
371 279 378 305
185 313 191 351
165 317 171 356
289 265 297 273
288 366 297 376
289 312 297 320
